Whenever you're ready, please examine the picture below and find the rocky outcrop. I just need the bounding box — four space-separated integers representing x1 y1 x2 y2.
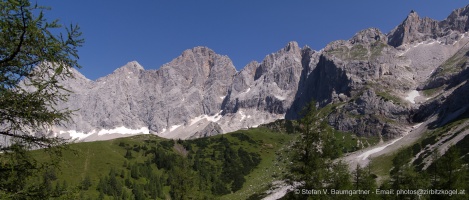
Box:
388 5 469 48
440 5 469 33
302 28 414 138
388 11 440 47
188 122 223 139
218 42 306 132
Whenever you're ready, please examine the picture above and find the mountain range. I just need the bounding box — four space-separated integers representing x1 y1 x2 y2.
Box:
53 4 469 150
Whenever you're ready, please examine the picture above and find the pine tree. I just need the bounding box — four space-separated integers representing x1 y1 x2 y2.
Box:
287 101 359 199
125 149 133 159
98 190 105 200
80 175 92 190
0 0 83 198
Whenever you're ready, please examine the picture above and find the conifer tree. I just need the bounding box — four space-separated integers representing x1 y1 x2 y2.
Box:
0 0 83 198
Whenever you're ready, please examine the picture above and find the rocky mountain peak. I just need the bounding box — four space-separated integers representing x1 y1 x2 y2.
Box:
351 28 387 45
113 61 144 74
441 5 469 33
254 41 302 80
283 41 300 53
388 9 439 47
176 46 218 67
181 46 216 58
157 47 237 93
448 4 469 18
407 9 419 19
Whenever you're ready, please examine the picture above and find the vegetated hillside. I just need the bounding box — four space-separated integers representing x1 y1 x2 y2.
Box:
32 125 293 199
30 117 380 200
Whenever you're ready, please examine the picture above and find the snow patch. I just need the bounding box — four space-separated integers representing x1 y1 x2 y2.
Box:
189 116 205 126
169 124 182 132
189 110 223 126
398 40 440 56
60 126 149 140
412 123 423 129
240 88 251 95
239 111 246 122
274 94 287 100
60 130 91 140
405 90 420 104
219 95 226 100
97 126 149 136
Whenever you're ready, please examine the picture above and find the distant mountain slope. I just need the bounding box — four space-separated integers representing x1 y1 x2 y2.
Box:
53 4 469 142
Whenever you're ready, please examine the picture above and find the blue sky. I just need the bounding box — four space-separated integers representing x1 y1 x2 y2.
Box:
39 1 469 80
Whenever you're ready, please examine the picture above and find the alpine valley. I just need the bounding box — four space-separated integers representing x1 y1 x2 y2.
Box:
34 4 469 200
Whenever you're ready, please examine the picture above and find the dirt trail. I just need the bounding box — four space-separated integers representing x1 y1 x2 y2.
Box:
81 147 90 179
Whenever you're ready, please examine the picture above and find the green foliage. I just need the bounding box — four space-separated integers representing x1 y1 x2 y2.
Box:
437 48 468 76
376 91 404 105
79 175 92 190
370 42 387 59
370 130 469 200
288 101 358 199
27 126 294 199
0 0 83 198
422 86 444 97
350 44 368 60
327 46 349 58
326 42 388 61
353 165 379 199
0 0 83 148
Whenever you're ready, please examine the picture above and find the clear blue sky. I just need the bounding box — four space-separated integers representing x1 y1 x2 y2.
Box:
38 1 469 80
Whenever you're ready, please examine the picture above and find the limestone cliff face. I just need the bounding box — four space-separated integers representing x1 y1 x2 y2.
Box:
54 4 469 141
388 11 440 47
388 5 469 48
57 47 236 140
441 5 469 33
287 28 413 139
219 42 306 132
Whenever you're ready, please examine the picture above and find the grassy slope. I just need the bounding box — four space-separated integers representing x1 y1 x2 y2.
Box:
32 127 296 199
31 118 377 199
32 135 168 198
220 128 295 200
